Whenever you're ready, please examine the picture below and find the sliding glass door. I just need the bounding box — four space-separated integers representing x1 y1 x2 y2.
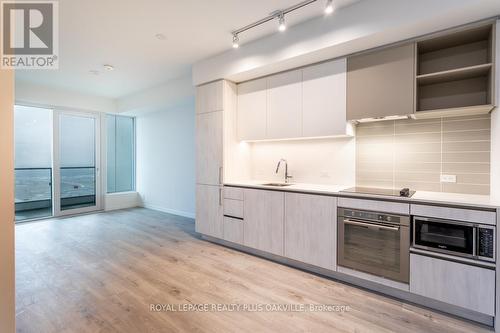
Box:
53 111 102 216
14 106 102 222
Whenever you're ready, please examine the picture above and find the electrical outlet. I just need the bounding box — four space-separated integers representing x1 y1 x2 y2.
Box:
440 174 457 183
320 172 330 178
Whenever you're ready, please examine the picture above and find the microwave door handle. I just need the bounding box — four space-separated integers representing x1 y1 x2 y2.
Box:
344 219 400 232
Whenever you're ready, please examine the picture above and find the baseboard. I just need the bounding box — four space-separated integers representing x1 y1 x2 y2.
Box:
142 202 195 219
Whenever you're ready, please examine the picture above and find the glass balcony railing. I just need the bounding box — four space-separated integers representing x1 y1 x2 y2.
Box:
15 167 96 221
60 167 96 210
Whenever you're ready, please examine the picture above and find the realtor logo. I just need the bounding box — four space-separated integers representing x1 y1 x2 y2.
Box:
1 1 58 69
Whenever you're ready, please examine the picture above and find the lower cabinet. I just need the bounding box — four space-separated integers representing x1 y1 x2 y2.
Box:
284 193 337 270
410 254 495 316
195 184 223 238
243 189 284 256
223 216 244 244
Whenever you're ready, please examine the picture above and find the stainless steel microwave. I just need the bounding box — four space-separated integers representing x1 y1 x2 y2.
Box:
412 216 495 263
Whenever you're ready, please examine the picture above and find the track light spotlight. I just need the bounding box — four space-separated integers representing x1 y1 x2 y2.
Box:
325 0 335 14
232 34 239 48
278 13 286 32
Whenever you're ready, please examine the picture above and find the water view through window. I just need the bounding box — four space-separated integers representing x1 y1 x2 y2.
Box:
14 106 99 221
14 106 53 221
59 114 97 211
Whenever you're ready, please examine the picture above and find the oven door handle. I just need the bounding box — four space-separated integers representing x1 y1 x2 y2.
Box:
344 219 400 231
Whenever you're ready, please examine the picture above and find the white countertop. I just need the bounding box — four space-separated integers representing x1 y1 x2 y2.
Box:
224 180 500 210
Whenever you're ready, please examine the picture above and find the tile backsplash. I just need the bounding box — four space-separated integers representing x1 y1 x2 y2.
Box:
356 114 491 195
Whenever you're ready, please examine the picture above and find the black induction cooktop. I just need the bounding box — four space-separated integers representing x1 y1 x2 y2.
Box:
341 187 415 198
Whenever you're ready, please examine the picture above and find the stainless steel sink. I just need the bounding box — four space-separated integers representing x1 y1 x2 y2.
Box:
261 183 293 187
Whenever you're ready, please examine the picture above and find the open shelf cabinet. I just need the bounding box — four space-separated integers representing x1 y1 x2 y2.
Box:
415 24 495 116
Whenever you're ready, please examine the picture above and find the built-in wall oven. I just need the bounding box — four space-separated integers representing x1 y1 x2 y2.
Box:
412 216 495 263
337 208 410 283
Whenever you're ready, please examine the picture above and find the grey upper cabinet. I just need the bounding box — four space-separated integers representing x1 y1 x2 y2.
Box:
347 43 415 120
243 188 284 256
284 193 337 270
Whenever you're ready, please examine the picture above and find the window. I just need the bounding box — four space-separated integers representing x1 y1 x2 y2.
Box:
107 114 135 193
14 105 53 221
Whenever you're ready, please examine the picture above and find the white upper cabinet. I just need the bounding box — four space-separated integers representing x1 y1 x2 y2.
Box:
237 78 267 141
302 59 347 137
267 69 303 139
236 59 351 141
196 80 223 114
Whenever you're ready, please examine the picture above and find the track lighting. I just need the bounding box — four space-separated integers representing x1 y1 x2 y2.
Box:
325 0 335 14
232 0 340 48
232 34 239 49
278 13 286 32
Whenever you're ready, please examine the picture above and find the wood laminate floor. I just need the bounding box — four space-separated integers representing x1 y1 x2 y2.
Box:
15 208 491 333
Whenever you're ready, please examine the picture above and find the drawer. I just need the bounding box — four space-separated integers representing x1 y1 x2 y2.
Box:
410 253 495 315
223 199 244 218
338 197 409 215
224 186 244 200
223 216 244 244
411 204 496 225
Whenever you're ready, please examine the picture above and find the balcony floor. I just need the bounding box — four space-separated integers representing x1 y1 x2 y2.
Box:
15 208 52 222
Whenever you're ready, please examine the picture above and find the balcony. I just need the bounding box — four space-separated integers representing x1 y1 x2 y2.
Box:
15 167 96 222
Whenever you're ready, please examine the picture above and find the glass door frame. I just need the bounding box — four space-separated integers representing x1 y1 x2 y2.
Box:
52 109 102 217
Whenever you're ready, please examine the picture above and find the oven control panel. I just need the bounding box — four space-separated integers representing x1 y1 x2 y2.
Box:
342 209 401 224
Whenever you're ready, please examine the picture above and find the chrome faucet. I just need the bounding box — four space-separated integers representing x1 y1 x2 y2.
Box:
275 159 293 183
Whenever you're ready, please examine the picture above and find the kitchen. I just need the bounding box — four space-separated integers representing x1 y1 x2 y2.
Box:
195 19 500 328
4 1 500 332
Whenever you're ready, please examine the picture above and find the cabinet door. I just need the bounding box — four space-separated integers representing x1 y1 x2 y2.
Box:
196 81 223 114
196 111 222 185
267 69 302 139
237 78 267 141
410 254 495 315
285 193 336 270
243 189 284 255
223 216 244 244
302 59 347 137
196 184 223 238
347 43 415 120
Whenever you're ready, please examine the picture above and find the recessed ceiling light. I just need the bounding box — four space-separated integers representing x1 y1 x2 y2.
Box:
89 70 99 75
103 64 114 71
155 33 166 40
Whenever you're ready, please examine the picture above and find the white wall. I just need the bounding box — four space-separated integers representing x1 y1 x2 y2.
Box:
117 75 194 115
247 137 356 187
15 80 116 113
135 99 196 218
193 0 500 85
0 69 15 332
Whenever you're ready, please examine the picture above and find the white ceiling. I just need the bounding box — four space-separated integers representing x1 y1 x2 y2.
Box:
15 0 362 99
